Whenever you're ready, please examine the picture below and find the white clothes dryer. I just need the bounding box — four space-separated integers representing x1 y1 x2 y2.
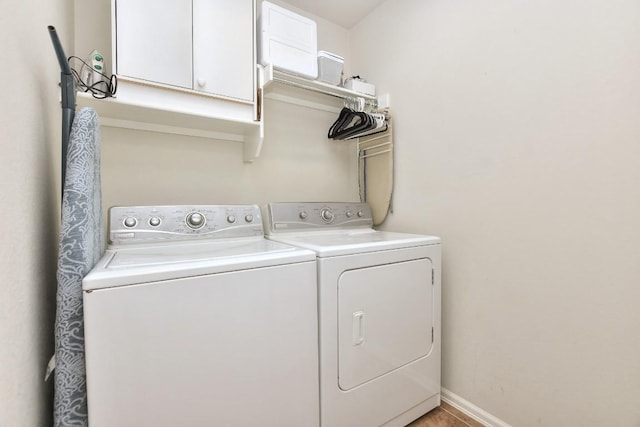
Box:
264 202 441 427
83 205 319 427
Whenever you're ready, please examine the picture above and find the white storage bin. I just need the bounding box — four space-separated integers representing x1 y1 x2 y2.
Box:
317 51 343 85
344 78 376 96
258 1 318 79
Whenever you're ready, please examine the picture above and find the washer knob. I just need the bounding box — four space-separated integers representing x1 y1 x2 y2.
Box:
123 217 137 228
226 215 237 224
186 212 205 229
299 211 308 220
149 217 161 227
245 214 254 223
346 211 353 218
320 208 334 223
357 210 364 218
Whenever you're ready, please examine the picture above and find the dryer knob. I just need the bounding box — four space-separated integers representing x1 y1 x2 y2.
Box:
346 211 353 218
186 212 205 229
357 210 364 218
226 215 237 224
149 217 161 227
299 211 308 220
244 214 254 223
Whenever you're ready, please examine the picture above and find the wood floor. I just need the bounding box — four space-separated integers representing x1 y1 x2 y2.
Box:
407 402 485 427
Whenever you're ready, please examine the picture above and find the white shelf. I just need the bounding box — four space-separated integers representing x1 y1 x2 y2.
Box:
261 64 379 113
74 65 385 163
75 90 264 163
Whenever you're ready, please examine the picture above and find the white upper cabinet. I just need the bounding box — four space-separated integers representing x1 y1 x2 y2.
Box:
193 0 254 101
114 0 254 102
115 0 193 90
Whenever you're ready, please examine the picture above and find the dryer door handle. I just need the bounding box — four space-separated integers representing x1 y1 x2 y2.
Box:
352 310 365 346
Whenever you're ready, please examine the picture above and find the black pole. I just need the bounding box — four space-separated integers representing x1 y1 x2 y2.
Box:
47 26 75 197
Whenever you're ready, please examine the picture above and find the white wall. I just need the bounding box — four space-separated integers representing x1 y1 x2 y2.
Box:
100 98 358 209
0 1 72 426
350 0 640 425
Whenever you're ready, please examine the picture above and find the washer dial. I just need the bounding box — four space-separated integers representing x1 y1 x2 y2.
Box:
186 212 205 229
320 208 334 223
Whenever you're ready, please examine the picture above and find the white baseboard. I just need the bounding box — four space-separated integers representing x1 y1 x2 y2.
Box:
441 388 512 427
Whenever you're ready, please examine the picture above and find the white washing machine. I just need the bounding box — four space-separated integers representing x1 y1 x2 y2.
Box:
83 205 319 427
264 202 441 427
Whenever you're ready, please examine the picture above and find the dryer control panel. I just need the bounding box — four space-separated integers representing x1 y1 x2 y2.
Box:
109 205 263 245
265 202 373 234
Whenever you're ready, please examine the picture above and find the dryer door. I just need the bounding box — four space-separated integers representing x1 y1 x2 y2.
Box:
338 258 433 390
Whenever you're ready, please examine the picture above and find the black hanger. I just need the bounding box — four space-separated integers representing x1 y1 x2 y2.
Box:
333 111 375 140
328 107 355 139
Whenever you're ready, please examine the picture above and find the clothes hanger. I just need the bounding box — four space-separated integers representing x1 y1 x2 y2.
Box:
332 110 373 139
328 97 386 140
345 113 387 139
329 109 367 139
328 107 355 139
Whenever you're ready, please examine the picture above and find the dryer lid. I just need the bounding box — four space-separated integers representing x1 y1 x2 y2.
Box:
268 230 440 257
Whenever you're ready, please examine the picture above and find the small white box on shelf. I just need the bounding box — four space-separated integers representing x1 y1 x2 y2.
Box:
317 51 344 86
344 78 376 96
258 1 318 79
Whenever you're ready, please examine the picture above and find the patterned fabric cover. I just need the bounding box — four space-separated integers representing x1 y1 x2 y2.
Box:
54 108 104 427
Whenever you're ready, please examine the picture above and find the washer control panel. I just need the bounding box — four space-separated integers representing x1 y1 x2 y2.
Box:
109 205 263 245
266 202 373 233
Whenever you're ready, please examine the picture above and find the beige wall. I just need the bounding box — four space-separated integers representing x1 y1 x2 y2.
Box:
0 1 72 426
100 98 358 209
351 0 640 425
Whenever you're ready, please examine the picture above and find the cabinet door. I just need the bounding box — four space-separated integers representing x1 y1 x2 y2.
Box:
193 0 254 102
115 0 192 89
